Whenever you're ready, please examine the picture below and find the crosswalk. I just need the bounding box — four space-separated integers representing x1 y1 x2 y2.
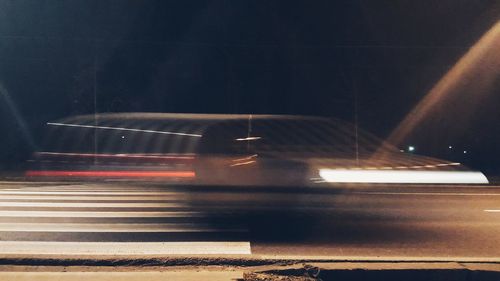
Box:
0 182 251 255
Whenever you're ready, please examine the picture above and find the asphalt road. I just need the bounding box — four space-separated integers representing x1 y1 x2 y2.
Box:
0 180 499 261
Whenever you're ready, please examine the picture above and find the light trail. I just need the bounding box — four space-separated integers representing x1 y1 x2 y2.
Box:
235 136 262 141
230 160 256 167
319 169 489 184
37 152 195 160
47 122 203 137
25 170 195 178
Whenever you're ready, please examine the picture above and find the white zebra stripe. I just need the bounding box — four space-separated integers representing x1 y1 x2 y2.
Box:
0 223 245 233
0 211 205 218
0 241 251 255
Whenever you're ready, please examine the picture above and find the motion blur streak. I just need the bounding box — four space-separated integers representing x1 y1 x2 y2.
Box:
319 169 489 184
235 136 262 141
47 122 203 137
383 20 500 149
37 152 195 160
230 160 256 167
0 82 37 149
25 170 195 178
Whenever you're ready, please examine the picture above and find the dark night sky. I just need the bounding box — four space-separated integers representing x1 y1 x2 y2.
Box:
0 0 499 172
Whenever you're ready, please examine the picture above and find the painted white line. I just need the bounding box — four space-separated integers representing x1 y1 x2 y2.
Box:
0 272 244 281
0 241 251 255
0 202 186 208
354 192 500 196
17 189 182 193
0 223 245 232
0 211 205 218
15 186 175 188
484 209 500 212
0 191 181 195
18 185 177 189
0 181 70 184
0 195 186 201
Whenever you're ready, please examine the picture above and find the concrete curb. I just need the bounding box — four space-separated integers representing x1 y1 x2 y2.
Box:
248 262 500 281
1 255 500 267
1 260 500 280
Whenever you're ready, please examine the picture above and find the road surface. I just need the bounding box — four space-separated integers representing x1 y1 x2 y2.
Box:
0 180 499 261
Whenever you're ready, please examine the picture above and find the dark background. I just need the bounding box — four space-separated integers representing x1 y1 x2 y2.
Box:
0 0 499 174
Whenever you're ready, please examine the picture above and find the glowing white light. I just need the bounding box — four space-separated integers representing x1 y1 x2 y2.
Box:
449 145 453 149
230 160 256 167
408 146 415 152
47 122 202 137
464 150 467 154
319 169 489 184
235 136 262 141
231 154 258 162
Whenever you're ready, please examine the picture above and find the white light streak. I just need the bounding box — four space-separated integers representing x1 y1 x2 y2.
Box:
231 154 258 162
235 136 262 141
47 122 202 137
319 169 489 184
37 151 195 160
230 160 256 167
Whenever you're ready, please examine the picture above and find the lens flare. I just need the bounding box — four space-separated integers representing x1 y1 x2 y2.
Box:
383 21 500 150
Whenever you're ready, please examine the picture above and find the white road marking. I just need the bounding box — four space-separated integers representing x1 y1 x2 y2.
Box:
0 211 206 217
355 191 500 196
0 181 67 184
484 209 500 212
0 241 251 255
0 223 245 232
0 202 186 208
0 195 186 201
17 185 179 189
17 189 182 193
0 191 182 195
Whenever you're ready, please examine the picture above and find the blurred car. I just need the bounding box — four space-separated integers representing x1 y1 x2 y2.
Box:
26 113 488 185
